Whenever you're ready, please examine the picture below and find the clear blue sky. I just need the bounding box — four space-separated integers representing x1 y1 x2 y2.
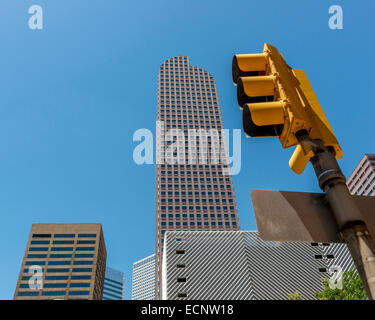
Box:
0 1 374 300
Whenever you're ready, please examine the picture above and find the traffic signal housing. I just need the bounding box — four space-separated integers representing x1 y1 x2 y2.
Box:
232 43 342 174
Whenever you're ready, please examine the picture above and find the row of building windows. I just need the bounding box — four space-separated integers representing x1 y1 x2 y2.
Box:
160 94 216 99
103 286 123 295
19 283 90 289
161 221 237 227
160 221 236 230
159 88 216 93
159 142 223 149
160 177 230 183
159 143 225 150
351 171 375 195
29 247 95 252
161 213 236 219
160 184 232 190
159 85 214 90
160 191 233 199
158 136 223 143
161 190 232 196
160 205 235 211
160 65 209 70
159 75 214 81
159 164 226 169
30 240 96 245
23 268 93 273
159 109 217 114
25 260 93 266
159 119 221 125
159 104 217 109
348 159 375 188
159 106 218 112
104 281 124 292
158 114 219 120
159 74 214 80
159 80 214 86
21 275 91 281
159 91 216 97
354 184 375 196
159 91 214 96
27 253 93 259
159 84 214 91
159 79 214 84
103 291 123 300
159 116 220 122
159 80 215 87
160 98 217 103
161 124 221 130
160 100 216 105
159 113 219 118
160 199 234 205
17 291 90 297
159 66 211 72
32 234 97 239
160 100 217 105
157 153 225 159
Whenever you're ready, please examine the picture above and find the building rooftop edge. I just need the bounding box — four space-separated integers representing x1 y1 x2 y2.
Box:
133 253 156 266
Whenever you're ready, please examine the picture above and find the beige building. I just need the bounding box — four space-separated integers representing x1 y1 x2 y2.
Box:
14 224 106 300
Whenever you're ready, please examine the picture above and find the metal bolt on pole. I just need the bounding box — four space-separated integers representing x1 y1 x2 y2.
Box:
297 131 375 299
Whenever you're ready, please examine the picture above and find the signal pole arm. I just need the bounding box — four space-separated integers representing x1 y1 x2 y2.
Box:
297 130 375 299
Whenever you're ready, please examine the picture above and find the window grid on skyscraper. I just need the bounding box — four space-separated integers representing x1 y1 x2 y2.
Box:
155 56 240 299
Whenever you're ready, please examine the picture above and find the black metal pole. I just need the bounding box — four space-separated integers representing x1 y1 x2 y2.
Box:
297 132 375 299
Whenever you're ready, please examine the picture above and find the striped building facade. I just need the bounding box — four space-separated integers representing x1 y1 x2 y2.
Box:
161 231 354 300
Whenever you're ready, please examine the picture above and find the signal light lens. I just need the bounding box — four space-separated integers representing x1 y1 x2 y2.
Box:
243 104 283 138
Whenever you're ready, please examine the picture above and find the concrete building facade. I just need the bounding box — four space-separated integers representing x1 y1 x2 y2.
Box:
14 224 106 300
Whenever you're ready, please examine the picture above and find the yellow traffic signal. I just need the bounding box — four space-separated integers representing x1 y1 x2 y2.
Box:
232 43 342 174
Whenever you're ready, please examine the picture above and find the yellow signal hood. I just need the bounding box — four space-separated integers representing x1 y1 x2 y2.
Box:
238 76 276 98
245 101 286 126
232 53 267 84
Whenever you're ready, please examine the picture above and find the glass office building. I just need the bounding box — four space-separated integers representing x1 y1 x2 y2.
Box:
103 267 125 300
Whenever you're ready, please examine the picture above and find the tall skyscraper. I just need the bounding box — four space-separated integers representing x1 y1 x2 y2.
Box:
155 56 240 298
14 224 106 300
347 154 375 196
103 267 125 300
162 231 354 300
132 254 155 300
